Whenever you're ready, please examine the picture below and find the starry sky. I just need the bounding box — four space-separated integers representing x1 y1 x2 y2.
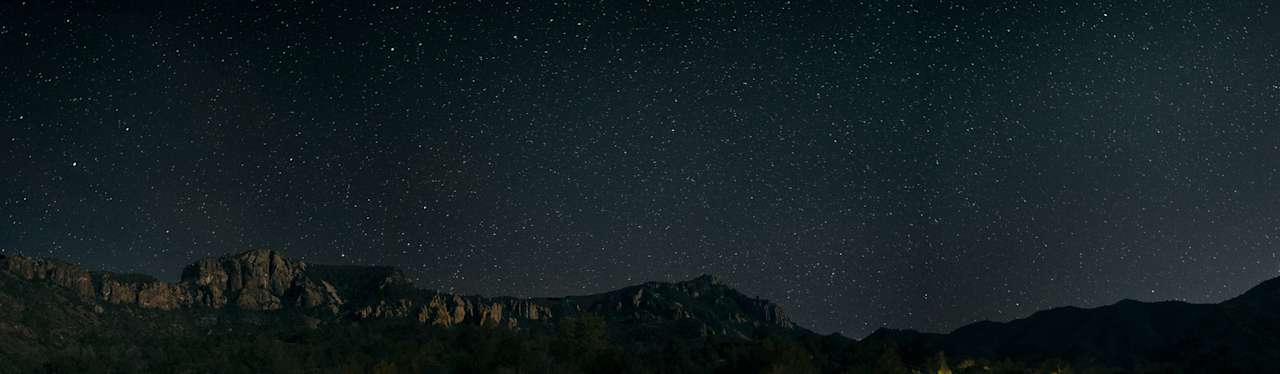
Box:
3 0 1279 337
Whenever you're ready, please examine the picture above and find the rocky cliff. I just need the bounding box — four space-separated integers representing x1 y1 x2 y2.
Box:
1 254 191 310
0 250 345 313
180 249 343 312
1 255 96 298
0 251 798 337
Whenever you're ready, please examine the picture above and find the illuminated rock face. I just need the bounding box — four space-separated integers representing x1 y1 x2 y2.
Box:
350 294 554 329
0 250 343 313
2 256 97 299
0 252 798 336
179 249 341 311
1 255 193 310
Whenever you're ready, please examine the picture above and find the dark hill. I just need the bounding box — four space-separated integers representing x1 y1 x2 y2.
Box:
864 280 1280 372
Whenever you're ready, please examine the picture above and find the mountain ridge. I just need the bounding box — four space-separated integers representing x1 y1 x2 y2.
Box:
857 275 1280 372
0 249 799 340
6 250 1280 372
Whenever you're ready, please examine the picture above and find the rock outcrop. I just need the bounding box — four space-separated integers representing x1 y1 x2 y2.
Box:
0 255 193 310
96 274 192 310
0 250 344 313
179 249 341 311
351 293 552 330
1 255 96 299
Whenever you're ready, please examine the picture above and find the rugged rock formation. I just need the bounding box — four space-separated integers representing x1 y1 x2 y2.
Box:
96 274 192 310
0 252 798 338
180 249 311 310
293 279 344 312
1 255 95 299
0 255 192 310
0 250 341 313
350 293 552 330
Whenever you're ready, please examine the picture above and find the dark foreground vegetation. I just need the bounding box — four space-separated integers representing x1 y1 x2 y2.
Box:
3 314 1126 374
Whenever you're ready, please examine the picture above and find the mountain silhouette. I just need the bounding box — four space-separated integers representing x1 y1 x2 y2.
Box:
2 250 1278 373
864 278 1280 372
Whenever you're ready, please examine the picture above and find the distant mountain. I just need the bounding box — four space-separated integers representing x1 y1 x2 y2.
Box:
0 249 799 335
4 250 1279 373
865 277 1280 372
0 250 814 373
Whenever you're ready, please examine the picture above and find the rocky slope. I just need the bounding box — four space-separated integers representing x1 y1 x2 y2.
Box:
0 250 798 339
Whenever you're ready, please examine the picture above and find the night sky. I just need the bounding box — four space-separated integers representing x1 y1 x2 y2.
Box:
3 0 1279 337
